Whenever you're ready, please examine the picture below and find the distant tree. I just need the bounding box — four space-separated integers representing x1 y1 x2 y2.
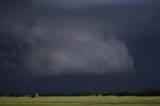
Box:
102 93 108 96
9 93 16 97
143 89 160 96
31 93 39 98
70 92 91 96
117 92 126 96
117 92 132 96
0 93 2 97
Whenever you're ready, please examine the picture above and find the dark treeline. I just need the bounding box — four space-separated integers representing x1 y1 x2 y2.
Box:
1 89 160 97
102 89 160 96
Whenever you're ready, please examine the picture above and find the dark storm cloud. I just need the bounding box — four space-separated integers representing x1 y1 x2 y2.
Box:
1 0 160 75
32 0 146 9
0 0 160 93
1 0 151 75
1 17 134 75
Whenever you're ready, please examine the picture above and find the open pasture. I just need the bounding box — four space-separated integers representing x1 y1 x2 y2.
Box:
0 96 160 106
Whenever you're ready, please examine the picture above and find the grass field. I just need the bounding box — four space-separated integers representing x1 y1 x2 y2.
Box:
0 96 160 106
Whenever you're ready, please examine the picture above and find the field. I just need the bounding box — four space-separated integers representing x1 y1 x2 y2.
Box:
0 96 160 106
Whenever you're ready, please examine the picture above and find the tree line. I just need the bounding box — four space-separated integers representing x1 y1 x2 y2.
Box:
1 89 160 97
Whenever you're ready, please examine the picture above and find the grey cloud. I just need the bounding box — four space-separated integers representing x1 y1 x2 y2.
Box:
1 0 160 92
32 0 144 9
1 20 134 75
0 0 137 75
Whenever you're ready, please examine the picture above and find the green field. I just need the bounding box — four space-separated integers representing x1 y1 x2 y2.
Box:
0 96 160 106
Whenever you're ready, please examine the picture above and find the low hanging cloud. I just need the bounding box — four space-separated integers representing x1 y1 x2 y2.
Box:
1 21 134 75
0 15 135 75
0 0 136 75
33 0 144 9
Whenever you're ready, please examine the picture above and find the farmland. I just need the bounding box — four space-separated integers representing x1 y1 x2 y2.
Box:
0 96 160 106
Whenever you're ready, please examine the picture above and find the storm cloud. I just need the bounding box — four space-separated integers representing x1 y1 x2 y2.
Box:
1 19 134 75
33 0 145 9
0 0 141 75
1 0 160 94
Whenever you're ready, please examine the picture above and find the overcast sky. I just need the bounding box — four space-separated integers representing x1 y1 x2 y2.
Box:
0 0 160 94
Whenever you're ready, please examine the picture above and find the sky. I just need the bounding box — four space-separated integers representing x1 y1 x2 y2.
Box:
0 0 160 94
